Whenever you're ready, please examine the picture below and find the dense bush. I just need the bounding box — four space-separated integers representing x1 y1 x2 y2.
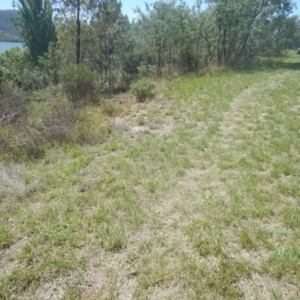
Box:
0 47 28 87
60 64 97 105
131 79 155 102
21 67 49 91
122 49 154 76
38 42 61 85
137 63 157 78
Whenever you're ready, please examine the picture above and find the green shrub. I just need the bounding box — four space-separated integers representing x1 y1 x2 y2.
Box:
21 67 48 91
122 48 154 76
38 42 61 85
60 64 97 105
131 79 155 102
137 63 156 77
101 101 123 117
0 47 27 87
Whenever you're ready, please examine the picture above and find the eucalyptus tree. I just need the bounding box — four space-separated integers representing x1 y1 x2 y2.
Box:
205 0 296 65
88 0 130 86
52 0 99 64
55 13 93 65
135 0 193 75
189 5 204 71
14 0 56 64
285 16 300 49
172 2 194 72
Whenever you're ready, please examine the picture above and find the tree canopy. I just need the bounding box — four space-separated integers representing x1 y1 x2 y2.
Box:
14 0 56 63
0 0 296 92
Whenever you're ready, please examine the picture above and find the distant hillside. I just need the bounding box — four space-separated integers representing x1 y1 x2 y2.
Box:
0 10 22 42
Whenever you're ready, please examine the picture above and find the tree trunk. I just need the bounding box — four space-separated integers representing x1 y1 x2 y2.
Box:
76 0 81 64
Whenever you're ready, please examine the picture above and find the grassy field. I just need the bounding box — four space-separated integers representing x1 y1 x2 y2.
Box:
1 55 300 299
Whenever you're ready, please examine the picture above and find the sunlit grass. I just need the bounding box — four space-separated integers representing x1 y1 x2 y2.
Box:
1 56 300 298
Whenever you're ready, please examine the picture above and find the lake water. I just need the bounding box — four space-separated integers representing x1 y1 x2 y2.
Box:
0 42 23 53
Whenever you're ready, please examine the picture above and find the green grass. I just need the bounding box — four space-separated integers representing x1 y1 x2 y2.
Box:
1 54 300 299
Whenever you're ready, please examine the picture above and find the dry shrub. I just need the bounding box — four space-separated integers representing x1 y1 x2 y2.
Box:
109 118 130 133
42 103 110 145
0 83 27 127
0 126 45 161
42 103 76 142
101 101 123 117
73 113 111 145
0 162 27 200
16 129 45 159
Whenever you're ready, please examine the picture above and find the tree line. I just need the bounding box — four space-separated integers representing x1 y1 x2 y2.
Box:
0 0 299 93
